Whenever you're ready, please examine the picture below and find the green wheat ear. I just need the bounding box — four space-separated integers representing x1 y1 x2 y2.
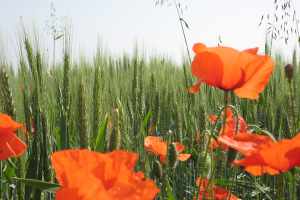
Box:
108 108 122 151
78 80 88 149
92 65 101 141
24 36 36 79
0 67 16 116
59 42 71 149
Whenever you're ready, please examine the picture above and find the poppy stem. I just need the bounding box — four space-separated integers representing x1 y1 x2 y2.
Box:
222 92 230 134
288 80 298 200
288 81 296 135
0 161 2 195
276 174 285 200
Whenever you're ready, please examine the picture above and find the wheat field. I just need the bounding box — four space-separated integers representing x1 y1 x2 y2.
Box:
0 31 300 200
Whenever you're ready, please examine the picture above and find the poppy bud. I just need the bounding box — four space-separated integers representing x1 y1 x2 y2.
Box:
227 148 237 165
167 143 178 169
284 64 294 82
152 160 163 179
194 131 201 145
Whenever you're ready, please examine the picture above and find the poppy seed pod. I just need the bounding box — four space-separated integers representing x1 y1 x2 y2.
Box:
284 64 294 82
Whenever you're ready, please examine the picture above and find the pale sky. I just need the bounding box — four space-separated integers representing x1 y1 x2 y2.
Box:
0 0 299 64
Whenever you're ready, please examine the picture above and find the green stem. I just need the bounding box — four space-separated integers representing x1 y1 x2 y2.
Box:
0 161 2 196
288 81 296 134
223 91 232 200
222 92 229 134
208 92 230 199
288 81 297 200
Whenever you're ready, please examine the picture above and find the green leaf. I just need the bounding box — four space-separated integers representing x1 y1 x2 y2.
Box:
94 114 109 151
142 111 153 132
7 158 17 169
166 180 176 200
4 165 16 180
11 177 60 192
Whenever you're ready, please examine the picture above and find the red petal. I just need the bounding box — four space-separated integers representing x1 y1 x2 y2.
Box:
0 131 27 160
192 43 207 54
188 81 201 94
243 47 259 55
177 153 191 161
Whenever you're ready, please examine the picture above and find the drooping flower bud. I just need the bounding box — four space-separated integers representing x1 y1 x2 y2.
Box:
284 64 294 82
167 143 178 169
152 160 163 179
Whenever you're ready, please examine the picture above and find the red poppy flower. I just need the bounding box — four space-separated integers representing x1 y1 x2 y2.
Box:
144 136 191 163
210 108 248 151
195 177 240 200
0 113 27 160
51 149 159 200
217 132 273 156
231 133 300 176
189 43 274 99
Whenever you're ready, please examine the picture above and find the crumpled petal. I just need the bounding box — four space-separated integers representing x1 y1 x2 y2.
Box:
144 136 190 163
51 149 159 200
233 133 300 176
195 177 240 200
